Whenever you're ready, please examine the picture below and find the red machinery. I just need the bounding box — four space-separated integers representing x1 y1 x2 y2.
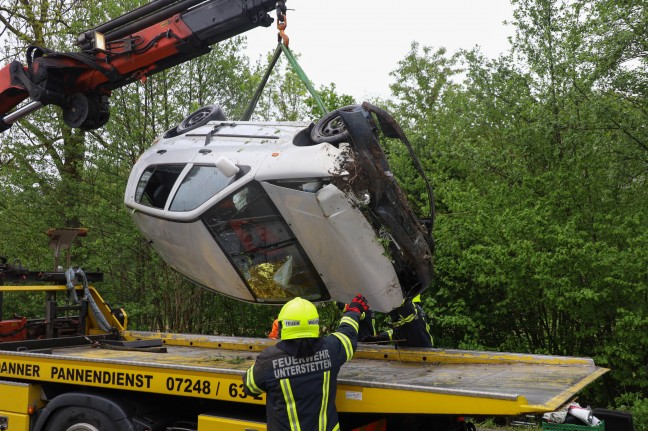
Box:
0 0 286 132
0 317 27 342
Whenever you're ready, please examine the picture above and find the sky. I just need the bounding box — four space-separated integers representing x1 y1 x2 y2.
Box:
243 0 516 102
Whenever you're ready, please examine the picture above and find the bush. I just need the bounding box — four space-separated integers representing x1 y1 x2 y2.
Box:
613 393 648 431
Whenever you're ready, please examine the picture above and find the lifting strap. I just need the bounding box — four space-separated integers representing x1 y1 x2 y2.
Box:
240 43 329 120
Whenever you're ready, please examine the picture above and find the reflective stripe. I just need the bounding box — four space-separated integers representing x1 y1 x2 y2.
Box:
340 315 359 332
391 313 415 328
280 378 301 431
246 365 262 395
426 321 434 346
332 423 340 431
319 370 330 431
332 332 353 360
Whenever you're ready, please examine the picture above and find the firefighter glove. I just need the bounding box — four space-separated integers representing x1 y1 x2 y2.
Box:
347 294 369 315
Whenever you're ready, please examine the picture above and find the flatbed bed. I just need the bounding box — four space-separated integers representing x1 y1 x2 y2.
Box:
0 329 607 416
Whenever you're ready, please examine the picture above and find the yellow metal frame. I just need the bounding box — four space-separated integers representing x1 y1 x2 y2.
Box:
0 411 30 431
0 380 43 431
123 330 598 366
0 380 42 414
198 414 267 431
0 285 126 333
0 350 262 405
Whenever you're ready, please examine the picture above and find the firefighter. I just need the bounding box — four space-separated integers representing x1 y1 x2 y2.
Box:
362 295 433 348
243 294 369 431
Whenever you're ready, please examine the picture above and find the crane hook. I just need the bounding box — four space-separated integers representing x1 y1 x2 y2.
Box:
276 2 289 46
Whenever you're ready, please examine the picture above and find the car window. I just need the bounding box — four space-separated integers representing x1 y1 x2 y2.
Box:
201 182 328 302
135 165 185 209
169 165 235 212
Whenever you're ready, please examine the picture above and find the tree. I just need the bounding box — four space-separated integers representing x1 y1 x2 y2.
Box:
387 43 461 218
250 51 311 121
304 83 356 120
386 0 647 408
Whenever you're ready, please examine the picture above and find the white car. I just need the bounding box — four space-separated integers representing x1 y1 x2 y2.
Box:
124 103 433 312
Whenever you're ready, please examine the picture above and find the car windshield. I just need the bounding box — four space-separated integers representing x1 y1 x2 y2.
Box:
201 182 328 302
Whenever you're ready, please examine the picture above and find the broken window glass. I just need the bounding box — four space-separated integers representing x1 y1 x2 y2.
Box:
135 164 186 209
201 182 328 302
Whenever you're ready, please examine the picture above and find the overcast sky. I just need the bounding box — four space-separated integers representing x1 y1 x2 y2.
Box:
243 0 515 101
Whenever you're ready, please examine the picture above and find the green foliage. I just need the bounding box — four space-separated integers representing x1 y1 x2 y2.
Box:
304 83 356 120
388 0 647 410
252 52 310 121
0 292 46 320
318 302 345 335
614 393 648 431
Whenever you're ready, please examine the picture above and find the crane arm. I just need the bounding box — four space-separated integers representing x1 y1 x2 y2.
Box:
0 0 284 132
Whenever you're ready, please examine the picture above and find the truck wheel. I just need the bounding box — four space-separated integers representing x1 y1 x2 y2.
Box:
46 406 115 431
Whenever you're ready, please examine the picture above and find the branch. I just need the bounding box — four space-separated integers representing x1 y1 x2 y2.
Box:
0 5 30 22
0 14 27 40
18 118 65 173
6 128 54 194
571 79 648 153
88 129 110 151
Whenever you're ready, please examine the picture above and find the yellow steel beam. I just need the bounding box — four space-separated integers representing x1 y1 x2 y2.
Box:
122 330 598 366
0 285 70 292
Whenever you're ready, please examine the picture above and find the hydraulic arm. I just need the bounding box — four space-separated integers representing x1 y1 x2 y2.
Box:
0 0 285 132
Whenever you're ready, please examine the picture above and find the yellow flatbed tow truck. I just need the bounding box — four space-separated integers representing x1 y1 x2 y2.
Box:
0 281 607 431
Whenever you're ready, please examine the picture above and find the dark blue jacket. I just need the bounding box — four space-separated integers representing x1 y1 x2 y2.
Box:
376 299 433 347
243 311 361 431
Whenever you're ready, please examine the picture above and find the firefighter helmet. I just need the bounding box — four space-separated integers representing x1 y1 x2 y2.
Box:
278 297 320 340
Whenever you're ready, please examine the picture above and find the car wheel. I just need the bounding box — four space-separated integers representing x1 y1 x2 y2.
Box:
310 105 363 144
176 104 226 135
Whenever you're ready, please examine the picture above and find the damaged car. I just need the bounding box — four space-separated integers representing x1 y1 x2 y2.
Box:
124 102 434 312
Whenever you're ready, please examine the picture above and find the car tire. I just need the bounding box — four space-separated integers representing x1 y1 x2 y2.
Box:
175 104 226 135
310 105 364 144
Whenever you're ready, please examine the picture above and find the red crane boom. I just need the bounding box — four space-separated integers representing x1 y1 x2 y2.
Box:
0 0 285 132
